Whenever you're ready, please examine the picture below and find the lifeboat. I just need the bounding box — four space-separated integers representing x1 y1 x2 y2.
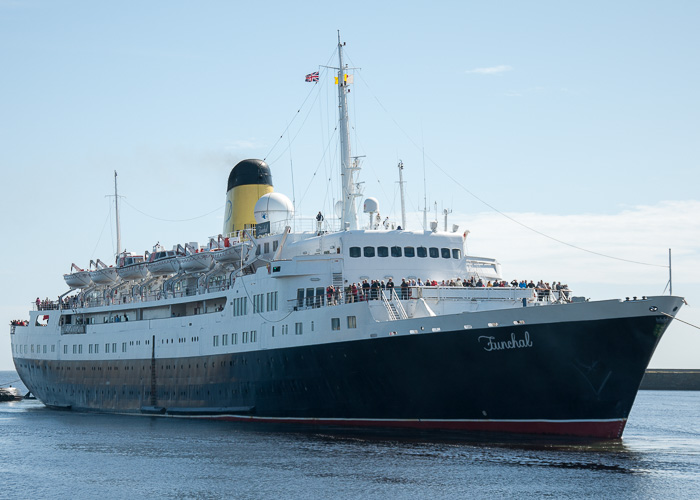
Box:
89 259 120 285
178 251 214 273
211 235 250 264
116 252 149 281
63 264 92 288
146 244 182 276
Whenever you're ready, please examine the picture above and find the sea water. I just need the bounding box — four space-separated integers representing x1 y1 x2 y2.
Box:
1 370 699 499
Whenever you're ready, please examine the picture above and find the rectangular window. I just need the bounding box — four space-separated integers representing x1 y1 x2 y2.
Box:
391 246 402 257
273 240 279 252
213 335 219 347
349 246 361 258
250 330 257 343
78 345 83 354
64 345 68 354
404 246 415 257
441 248 451 259
429 247 439 258
122 342 126 353
417 246 427 258
51 345 55 353
105 343 110 353
271 325 275 337
347 316 357 329
295 322 303 335
95 344 99 354
363 246 375 257
89 344 93 354
232 332 237 344
72 345 77 354
242 331 248 343
43 345 47 354
223 334 228 346
331 318 341 331
377 246 389 257
306 288 314 307
452 248 462 259
112 343 117 353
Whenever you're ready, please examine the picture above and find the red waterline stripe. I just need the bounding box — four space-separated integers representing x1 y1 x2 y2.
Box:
188 415 628 439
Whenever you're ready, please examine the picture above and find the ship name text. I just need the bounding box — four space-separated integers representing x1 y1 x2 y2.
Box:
478 332 533 352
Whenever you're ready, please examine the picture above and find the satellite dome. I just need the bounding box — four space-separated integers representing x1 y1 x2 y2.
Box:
363 197 379 213
254 193 294 232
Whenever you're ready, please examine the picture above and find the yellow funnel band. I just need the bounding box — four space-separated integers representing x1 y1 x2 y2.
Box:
223 183 274 235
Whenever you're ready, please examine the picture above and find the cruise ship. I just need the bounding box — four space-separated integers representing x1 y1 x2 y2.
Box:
10 36 684 439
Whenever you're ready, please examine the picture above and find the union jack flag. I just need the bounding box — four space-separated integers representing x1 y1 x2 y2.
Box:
305 71 319 82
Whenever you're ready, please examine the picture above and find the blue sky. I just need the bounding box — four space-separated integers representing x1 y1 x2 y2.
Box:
1 0 699 369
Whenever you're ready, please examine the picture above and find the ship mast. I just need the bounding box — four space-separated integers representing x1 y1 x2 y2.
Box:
114 170 121 256
398 160 406 229
337 32 358 230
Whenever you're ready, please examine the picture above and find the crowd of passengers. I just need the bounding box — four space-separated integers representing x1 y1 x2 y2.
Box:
312 277 571 307
10 319 28 326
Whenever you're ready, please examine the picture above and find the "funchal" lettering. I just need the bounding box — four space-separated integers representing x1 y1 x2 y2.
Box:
478 331 533 352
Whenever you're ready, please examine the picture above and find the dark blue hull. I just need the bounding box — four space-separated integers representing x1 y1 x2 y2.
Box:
14 312 673 438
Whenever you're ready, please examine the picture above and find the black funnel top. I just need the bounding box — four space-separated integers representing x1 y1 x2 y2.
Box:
227 159 273 192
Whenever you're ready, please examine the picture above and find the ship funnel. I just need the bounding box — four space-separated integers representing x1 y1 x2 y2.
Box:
223 159 273 235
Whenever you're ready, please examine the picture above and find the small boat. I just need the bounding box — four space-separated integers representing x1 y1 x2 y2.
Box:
178 244 214 273
211 235 249 264
89 259 120 285
146 244 182 276
0 387 23 402
116 251 149 280
63 264 93 288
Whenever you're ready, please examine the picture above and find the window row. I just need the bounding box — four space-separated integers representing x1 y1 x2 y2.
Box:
349 246 461 259
213 331 257 347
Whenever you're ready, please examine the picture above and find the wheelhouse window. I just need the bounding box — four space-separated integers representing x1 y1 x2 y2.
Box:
377 246 389 257
441 248 451 259
363 246 375 257
404 246 415 257
429 247 439 258
349 246 361 258
417 246 427 258
452 249 461 259
391 246 402 257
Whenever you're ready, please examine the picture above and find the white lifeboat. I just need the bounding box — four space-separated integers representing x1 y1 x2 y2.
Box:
211 235 249 264
116 252 149 281
146 244 182 276
178 243 214 274
89 259 120 285
63 264 93 288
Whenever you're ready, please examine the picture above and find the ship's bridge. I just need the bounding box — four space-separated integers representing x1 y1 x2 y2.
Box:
334 229 500 284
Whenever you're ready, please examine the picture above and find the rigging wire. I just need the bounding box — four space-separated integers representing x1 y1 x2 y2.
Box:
91 204 112 261
268 74 326 166
351 69 668 269
122 199 223 223
263 48 337 163
297 127 339 207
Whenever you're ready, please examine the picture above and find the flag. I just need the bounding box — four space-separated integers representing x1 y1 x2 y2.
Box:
305 71 319 82
334 74 353 84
